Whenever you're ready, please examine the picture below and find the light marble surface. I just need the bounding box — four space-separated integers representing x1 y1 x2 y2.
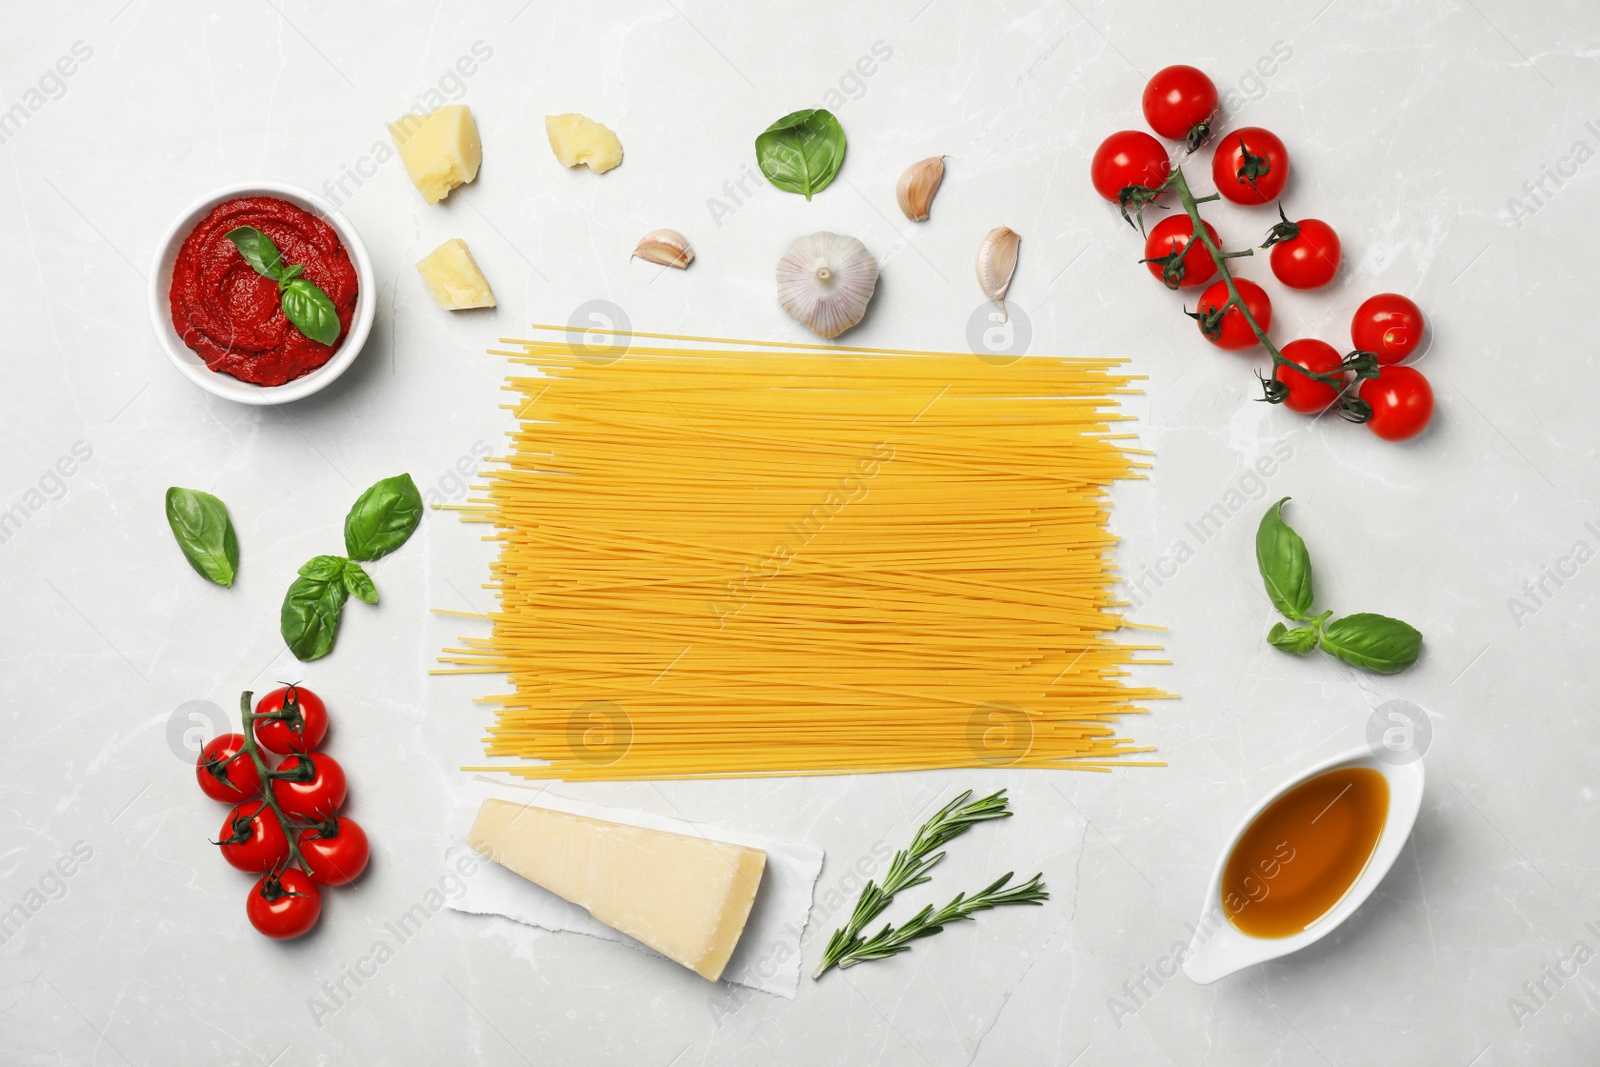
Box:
3 1 1598 1063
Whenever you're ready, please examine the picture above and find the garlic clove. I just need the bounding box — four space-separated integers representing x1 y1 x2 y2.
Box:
896 156 946 222
975 226 1021 322
776 232 880 339
632 228 694 269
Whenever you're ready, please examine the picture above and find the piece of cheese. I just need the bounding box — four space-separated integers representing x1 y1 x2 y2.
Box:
388 104 482 204
416 239 495 310
469 799 766 981
545 113 623 174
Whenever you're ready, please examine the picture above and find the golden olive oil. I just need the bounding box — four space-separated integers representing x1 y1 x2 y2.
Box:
1222 766 1389 939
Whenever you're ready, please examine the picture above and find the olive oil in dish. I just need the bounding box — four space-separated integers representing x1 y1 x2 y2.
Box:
1220 766 1390 939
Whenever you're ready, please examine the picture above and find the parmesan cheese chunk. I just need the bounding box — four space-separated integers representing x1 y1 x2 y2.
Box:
416 239 495 310
388 104 482 204
469 799 766 981
545 113 624 174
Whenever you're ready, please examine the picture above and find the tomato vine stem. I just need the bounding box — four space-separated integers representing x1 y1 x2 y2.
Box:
1169 167 1284 364
1163 166 1369 408
239 690 312 876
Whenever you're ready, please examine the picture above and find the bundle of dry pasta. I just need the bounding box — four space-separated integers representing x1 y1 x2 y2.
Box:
438 326 1170 780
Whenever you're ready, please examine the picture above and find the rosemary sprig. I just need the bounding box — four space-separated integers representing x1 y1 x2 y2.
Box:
827 872 1049 972
814 789 1029 978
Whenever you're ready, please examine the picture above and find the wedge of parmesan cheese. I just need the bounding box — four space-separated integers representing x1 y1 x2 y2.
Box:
469 799 766 981
416 238 495 310
388 104 482 204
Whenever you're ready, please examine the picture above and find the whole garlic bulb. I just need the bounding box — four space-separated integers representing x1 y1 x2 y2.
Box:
776 232 880 339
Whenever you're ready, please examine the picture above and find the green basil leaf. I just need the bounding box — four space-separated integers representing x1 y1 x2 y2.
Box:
225 225 285 279
755 109 846 200
1318 613 1422 675
298 554 347 581
164 487 239 588
280 575 349 662
1255 497 1314 620
343 559 378 604
1266 621 1319 655
344 473 424 562
280 277 341 346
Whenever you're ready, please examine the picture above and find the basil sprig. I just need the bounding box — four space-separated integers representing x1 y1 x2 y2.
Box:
279 474 423 662
755 109 846 200
165 487 239 587
225 226 342 346
1254 497 1422 675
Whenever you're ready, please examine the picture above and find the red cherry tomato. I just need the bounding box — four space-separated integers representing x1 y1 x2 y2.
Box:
1212 127 1290 205
1359 365 1434 441
1142 216 1220 289
1194 278 1272 350
247 868 322 940
196 733 262 803
271 752 348 822
1142 65 1218 143
1269 218 1341 290
1351 293 1425 364
1275 340 1345 414
253 685 328 755
1090 130 1171 203
298 817 371 887
217 801 290 873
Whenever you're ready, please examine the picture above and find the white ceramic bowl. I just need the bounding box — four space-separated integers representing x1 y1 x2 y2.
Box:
147 180 375 405
1182 744 1425 984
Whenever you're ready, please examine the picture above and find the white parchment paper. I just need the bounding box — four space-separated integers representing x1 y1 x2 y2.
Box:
444 786 824 998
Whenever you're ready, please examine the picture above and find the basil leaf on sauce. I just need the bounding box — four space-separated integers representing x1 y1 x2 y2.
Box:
342 559 378 604
281 574 349 662
1255 497 1314 621
225 225 341 347
755 109 846 200
164 486 239 588
280 277 341 346
344 474 424 562
225 226 285 279
1318 613 1422 675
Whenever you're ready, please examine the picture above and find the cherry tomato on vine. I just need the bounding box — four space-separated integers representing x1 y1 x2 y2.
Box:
247 868 322 940
1142 65 1218 145
196 733 262 803
1090 130 1171 204
1142 215 1220 289
217 801 290 873
1193 278 1273 350
253 685 328 755
1268 218 1341 290
298 817 370 887
1359 365 1434 441
271 752 348 822
1212 127 1290 205
1275 340 1345 414
1351 293 1425 364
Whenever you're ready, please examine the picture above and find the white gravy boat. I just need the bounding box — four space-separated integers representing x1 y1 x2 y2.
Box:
1182 744 1425 984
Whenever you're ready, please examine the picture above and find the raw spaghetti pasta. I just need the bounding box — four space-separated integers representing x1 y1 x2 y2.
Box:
437 326 1170 780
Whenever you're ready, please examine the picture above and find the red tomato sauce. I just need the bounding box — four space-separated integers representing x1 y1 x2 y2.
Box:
168 196 358 386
